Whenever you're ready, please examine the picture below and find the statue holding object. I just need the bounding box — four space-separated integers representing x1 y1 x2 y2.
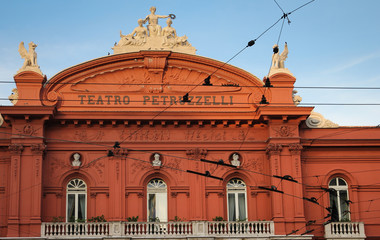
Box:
271 42 288 69
113 6 196 55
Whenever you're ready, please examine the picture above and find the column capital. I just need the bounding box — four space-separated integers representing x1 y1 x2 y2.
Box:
288 143 303 155
266 143 282 156
9 144 24 155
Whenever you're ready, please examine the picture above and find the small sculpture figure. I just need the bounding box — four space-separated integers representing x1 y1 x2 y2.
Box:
162 18 189 48
72 153 82 167
271 42 288 69
118 19 148 46
18 41 38 69
152 153 162 167
143 6 170 37
292 90 302 106
8 88 19 105
231 153 241 167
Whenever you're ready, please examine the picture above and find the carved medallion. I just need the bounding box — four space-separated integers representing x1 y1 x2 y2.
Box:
272 125 296 138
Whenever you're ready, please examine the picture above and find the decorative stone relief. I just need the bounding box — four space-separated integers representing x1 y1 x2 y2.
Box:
152 153 162 167
94 160 105 183
31 144 46 154
23 124 35 136
288 143 303 155
120 129 170 142
8 88 18 105
9 144 24 155
74 130 104 142
266 143 282 156
186 148 207 160
71 153 82 167
306 111 339 128
49 157 70 179
0 114 4 127
272 125 296 138
113 7 196 55
17 41 43 75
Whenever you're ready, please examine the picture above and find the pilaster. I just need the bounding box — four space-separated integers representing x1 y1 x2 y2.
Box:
7 144 24 237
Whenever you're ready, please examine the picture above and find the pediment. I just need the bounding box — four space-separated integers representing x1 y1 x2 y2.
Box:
42 51 266 112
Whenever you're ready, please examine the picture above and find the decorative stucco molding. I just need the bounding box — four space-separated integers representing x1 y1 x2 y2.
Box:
306 111 339 128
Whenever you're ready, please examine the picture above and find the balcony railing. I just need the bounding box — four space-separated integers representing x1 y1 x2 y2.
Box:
41 221 274 238
325 222 366 239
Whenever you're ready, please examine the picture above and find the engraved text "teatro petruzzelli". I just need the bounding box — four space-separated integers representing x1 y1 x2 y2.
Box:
77 95 234 106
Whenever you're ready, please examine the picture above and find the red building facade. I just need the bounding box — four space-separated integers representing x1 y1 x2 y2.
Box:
0 50 379 239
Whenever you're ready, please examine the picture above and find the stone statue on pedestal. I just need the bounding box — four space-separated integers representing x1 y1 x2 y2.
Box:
17 41 43 75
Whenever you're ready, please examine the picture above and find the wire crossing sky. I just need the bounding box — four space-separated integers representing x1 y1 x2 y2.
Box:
1 0 380 126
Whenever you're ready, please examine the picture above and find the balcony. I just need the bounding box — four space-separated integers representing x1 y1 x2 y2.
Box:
41 220 274 239
325 222 366 240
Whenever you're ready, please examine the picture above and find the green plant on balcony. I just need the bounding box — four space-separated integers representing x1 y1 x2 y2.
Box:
87 215 107 222
127 216 139 222
51 216 64 223
212 216 224 221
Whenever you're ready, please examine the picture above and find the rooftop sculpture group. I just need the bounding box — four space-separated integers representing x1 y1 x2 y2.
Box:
113 7 196 55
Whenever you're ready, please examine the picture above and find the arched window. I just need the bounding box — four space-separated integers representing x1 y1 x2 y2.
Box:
227 178 247 221
67 179 87 222
329 177 350 222
147 179 167 222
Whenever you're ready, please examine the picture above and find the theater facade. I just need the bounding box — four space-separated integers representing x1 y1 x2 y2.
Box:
1 8 380 240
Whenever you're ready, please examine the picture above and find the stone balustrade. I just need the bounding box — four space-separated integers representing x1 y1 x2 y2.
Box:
325 222 366 240
41 221 274 239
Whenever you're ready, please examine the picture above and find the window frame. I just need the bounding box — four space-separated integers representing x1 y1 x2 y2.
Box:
328 177 350 222
147 178 168 222
66 178 87 222
226 178 248 221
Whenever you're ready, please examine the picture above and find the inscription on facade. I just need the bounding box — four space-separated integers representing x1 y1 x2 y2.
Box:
77 94 234 106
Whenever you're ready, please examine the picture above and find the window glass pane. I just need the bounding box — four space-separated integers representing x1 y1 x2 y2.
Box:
78 194 86 221
238 193 246 221
329 178 337 186
330 193 339 222
67 194 75 222
338 178 347 186
339 190 350 221
228 193 236 221
156 192 167 222
148 194 156 221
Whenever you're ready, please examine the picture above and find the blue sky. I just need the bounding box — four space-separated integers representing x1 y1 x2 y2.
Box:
1 0 380 126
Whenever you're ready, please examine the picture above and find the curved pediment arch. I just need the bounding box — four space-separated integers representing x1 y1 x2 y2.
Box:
42 51 267 113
